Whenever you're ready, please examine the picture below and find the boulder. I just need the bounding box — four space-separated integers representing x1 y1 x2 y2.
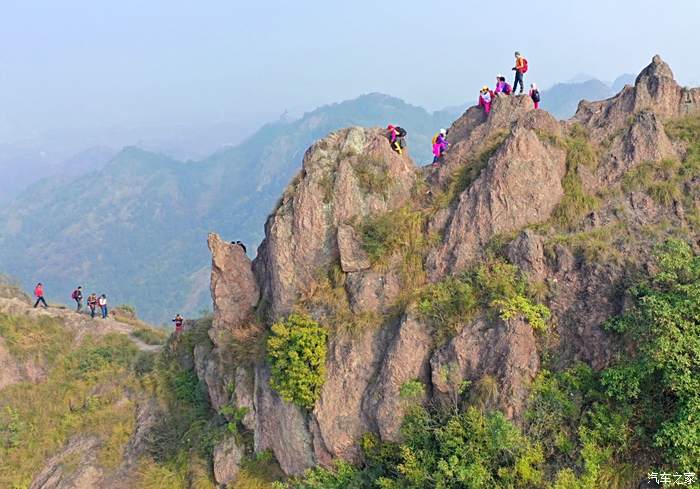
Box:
213 435 244 486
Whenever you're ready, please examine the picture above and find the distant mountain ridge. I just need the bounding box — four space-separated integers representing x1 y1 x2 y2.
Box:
0 93 455 323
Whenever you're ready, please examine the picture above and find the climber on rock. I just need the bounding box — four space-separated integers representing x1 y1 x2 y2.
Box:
529 83 541 109
432 128 449 166
172 314 184 334
479 86 492 114
386 125 407 154
33 282 48 308
496 76 512 95
512 51 528 94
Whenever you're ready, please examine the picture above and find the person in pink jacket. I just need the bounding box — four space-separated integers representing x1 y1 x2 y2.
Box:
432 129 449 166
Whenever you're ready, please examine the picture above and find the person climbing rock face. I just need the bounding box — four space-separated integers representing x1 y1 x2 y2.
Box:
530 83 541 109
71 286 83 312
386 125 407 154
512 51 528 94
479 86 492 114
172 314 184 334
432 128 449 166
33 282 48 308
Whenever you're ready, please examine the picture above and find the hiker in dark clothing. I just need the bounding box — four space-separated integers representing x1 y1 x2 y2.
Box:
72 286 83 312
33 283 48 308
172 314 184 334
87 293 98 318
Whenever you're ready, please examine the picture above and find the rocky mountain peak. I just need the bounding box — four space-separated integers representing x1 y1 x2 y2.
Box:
197 56 700 480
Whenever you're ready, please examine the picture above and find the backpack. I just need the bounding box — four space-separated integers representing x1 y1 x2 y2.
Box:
71 289 78 300
396 126 407 137
521 58 529 73
503 83 512 95
532 89 540 103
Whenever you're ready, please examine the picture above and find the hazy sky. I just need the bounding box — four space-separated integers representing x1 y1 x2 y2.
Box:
1 0 698 143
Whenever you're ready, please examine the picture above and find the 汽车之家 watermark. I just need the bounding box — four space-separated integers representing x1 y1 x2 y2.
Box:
647 472 697 486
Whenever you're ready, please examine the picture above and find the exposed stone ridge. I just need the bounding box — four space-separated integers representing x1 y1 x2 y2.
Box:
201 56 700 477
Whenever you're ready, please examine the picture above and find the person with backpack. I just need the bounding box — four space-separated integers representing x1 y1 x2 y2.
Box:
87 293 98 318
479 86 492 114
432 128 449 166
172 314 185 334
499 76 512 95
33 282 48 308
98 294 108 319
71 286 83 312
529 83 541 109
512 51 528 94
386 125 407 154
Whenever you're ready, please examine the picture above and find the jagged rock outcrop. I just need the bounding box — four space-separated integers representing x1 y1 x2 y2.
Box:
200 56 700 477
574 55 699 141
208 233 259 341
429 119 567 278
213 435 244 486
430 317 539 419
254 127 416 320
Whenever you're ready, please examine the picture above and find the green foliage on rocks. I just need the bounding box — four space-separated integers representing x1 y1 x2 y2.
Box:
267 314 328 409
418 258 551 341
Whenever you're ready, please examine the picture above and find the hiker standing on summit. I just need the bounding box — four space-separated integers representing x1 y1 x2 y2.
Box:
512 51 528 94
87 293 98 318
33 282 48 308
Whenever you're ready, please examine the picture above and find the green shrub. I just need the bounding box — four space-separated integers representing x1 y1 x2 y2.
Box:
267 314 328 409
550 125 600 229
354 155 394 196
399 379 426 403
418 258 551 340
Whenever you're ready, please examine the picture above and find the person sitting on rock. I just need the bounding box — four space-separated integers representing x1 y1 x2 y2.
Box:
497 76 512 95
172 314 184 334
494 75 506 94
529 83 541 109
432 128 449 166
479 86 492 114
33 282 48 308
386 125 407 154
87 293 98 318
512 51 528 94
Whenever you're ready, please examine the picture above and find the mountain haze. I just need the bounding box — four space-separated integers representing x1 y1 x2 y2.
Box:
0 94 455 323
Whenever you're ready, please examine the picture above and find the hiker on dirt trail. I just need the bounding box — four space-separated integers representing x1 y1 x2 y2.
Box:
172 314 184 335
87 293 98 318
33 282 48 308
432 129 449 166
479 86 492 114
386 125 407 154
98 294 108 319
529 83 541 109
512 51 528 94
71 286 83 312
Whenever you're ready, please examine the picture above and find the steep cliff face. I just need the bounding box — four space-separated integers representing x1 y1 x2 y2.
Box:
202 56 700 479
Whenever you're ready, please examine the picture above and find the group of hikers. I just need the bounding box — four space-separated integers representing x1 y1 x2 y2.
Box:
69 286 109 318
33 281 187 334
478 51 539 114
387 51 541 166
33 282 107 319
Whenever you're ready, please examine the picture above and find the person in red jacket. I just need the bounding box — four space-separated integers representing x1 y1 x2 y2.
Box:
33 282 48 308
